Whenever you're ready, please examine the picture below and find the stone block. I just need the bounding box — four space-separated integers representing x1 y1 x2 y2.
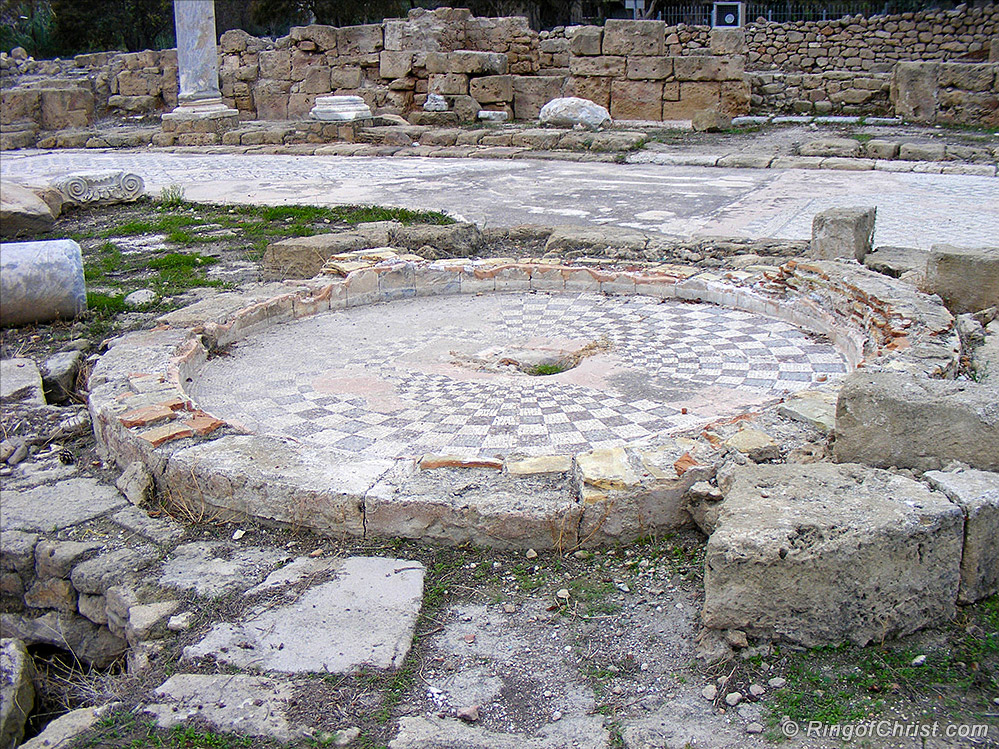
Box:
704 463 963 646
0 639 34 749
663 81 721 119
925 469 999 604
691 109 731 132
0 184 54 238
468 75 512 104
720 80 751 115
626 56 672 80
447 50 508 75
337 24 383 56
301 66 331 94
891 61 938 123
258 49 291 80
253 79 292 120
513 76 564 120
924 245 999 314
799 137 862 158
331 66 363 89
40 88 94 130
569 55 626 78
429 73 469 96
567 77 611 109
602 19 664 57
380 51 413 79
1 87 40 126
809 206 876 261
834 372 999 473
610 79 663 120
938 62 995 93
709 28 747 56
290 24 338 53
568 26 602 56
673 55 744 81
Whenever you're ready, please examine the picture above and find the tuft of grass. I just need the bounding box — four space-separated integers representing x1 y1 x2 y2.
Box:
159 184 186 208
526 361 572 376
86 291 129 314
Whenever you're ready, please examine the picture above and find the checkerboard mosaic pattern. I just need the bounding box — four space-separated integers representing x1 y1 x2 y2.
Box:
190 292 847 458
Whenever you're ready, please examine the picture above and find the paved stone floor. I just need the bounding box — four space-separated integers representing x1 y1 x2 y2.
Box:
190 292 846 459
3 149 998 248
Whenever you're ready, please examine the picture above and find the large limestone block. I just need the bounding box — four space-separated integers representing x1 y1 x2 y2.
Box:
809 206 876 261
663 81 721 119
0 183 54 238
602 19 665 57
337 24 383 56
513 76 564 120
925 468 999 603
709 28 747 55
380 50 413 79
834 372 999 472
0 358 45 404
264 227 388 278
567 25 602 56
892 61 938 123
0 639 34 749
447 50 508 76
924 245 999 314
569 55 626 78
703 463 963 646
673 55 744 81
799 137 862 158
610 79 663 121
470 75 513 104
1 239 87 327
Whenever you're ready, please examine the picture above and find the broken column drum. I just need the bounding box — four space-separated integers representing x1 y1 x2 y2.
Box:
0 239 87 327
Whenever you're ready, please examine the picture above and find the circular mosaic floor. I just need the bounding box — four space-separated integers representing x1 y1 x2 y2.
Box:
189 292 847 459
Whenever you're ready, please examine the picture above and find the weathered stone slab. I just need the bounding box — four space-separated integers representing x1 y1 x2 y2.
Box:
390 715 609 749
925 468 999 603
703 462 963 646
0 358 45 405
0 239 87 327
158 542 291 598
0 183 54 238
543 225 647 255
18 706 105 749
924 244 999 314
834 372 999 472
184 557 424 673
778 389 837 434
55 171 144 205
0 638 34 749
809 207 876 261
1 477 127 532
145 674 306 741
863 245 928 278
798 137 862 158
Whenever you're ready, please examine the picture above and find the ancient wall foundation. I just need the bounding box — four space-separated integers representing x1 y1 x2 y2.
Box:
1 4 997 141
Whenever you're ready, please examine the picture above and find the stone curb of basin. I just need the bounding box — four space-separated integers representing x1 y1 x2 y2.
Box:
87 251 960 554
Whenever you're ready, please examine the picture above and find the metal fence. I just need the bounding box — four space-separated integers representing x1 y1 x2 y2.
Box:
659 0 953 25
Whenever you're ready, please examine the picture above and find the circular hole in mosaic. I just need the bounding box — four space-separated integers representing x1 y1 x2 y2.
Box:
189 292 848 459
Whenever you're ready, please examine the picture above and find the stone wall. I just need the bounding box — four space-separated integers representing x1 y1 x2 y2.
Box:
2 4 997 135
892 60 999 127
745 4 998 73
566 21 750 119
749 70 892 116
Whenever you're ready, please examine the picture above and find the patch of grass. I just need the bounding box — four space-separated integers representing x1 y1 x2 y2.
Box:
77 710 266 748
511 562 547 592
86 291 129 314
101 215 201 237
526 361 572 376
568 577 620 616
763 597 999 740
147 253 219 272
159 184 186 208
851 133 875 144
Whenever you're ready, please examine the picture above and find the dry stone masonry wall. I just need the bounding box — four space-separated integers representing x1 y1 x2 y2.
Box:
1 4 998 141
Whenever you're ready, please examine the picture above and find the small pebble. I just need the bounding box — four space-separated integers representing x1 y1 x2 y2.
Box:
701 685 717 701
746 722 764 734
551 711 562 721
768 677 786 688
232 529 245 540
503 603 516 613
456 705 479 722
749 684 765 697
911 654 927 667
556 588 570 601
725 692 742 707
526 549 538 559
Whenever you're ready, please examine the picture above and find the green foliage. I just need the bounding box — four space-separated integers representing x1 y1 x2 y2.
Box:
50 0 173 55
158 185 186 208
1 1 56 57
